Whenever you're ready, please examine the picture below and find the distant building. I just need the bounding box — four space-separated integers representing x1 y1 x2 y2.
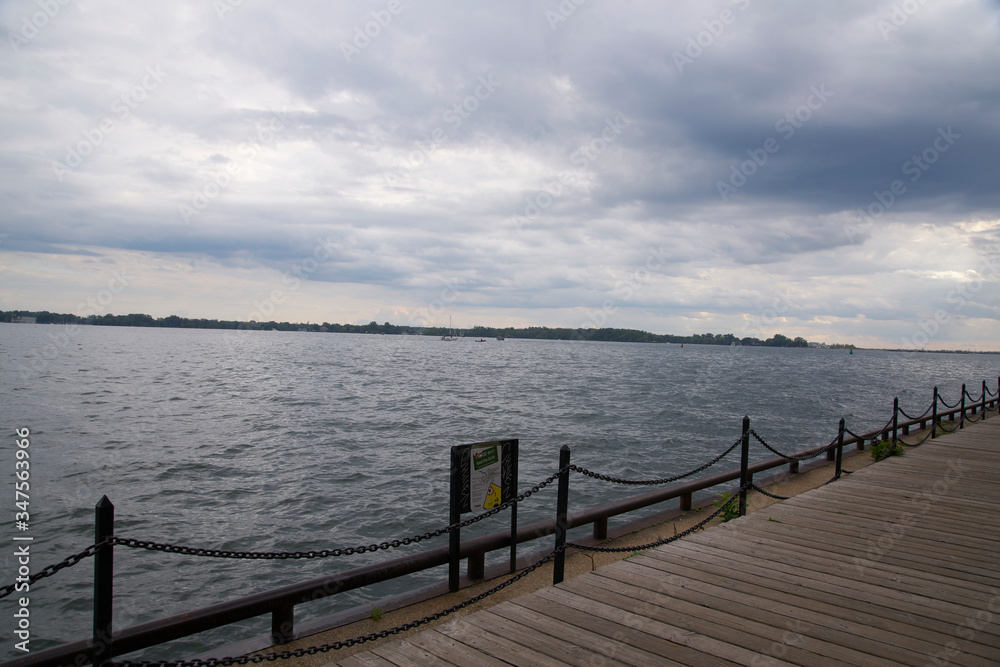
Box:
13 316 36 324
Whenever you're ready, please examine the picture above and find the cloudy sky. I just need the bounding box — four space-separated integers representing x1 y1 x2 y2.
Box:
2 0 999 349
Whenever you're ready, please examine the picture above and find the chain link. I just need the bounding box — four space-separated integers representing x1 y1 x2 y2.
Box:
0 471 566 599
964 411 984 424
935 420 960 434
0 539 111 599
567 487 743 554
937 395 959 410
897 403 932 422
750 429 835 462
569 433 744 485
113 470 565 561
110 547 563 667
898 428 933 448
750 482 789 501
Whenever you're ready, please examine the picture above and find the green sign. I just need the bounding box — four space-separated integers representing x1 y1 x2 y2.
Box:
472 444 499 471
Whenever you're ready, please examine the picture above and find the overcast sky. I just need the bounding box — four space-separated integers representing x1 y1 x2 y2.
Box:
2 0 999 349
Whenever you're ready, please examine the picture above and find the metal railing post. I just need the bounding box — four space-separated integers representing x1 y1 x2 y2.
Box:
960 383 966 429
739 416 750 517
892 397 899 446
448 446 462 593
272 606 294 645
553 445 571 585
835 419 845 479
93 496 114 667
983 380 988 418
931 386 938 438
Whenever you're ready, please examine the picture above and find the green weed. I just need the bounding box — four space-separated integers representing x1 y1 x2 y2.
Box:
870 439 904 460
714 492 741 522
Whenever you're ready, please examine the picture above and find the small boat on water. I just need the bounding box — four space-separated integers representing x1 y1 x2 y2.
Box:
476 338 487 342
496 336 505 341
441 316 457 341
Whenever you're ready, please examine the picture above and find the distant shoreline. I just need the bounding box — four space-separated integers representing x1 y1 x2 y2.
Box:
4 309 997 353
1 309 837 348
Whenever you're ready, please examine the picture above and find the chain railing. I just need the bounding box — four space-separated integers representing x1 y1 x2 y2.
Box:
108 546 562 667
6 377 997 667
112 468 564 563
0 540 110 600
749 429 836 462
568 432 744 485
898 403 933 421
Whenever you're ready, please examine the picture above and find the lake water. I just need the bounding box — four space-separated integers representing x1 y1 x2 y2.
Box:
1 323 997 660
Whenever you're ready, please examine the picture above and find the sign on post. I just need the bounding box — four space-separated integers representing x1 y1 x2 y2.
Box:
449 439 518 592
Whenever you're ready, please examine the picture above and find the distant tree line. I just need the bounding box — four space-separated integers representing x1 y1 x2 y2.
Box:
0 310 827 347
465 326 811 347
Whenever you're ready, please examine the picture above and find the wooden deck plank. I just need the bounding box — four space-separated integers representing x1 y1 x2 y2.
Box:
728 510 1000 583
536 581 814 667
370 639 456 667
491 598 696 667
636 544 995 634
334 654 397 667
514 589 743 667
404 629 513 667
668 534 995 614
436 619 571 667
572 564 997 667
335 416 1000 666
463 606 620 666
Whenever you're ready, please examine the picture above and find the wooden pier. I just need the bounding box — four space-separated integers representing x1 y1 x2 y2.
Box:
337 418 1000 666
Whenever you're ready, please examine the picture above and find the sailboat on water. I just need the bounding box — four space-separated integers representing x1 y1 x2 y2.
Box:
441 316 457 341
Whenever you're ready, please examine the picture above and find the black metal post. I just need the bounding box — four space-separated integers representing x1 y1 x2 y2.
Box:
835 419 845 479
960 383 966 429
931 386 938 438
553 445 571 585
271 606 294 645
509 445 518 574
739 416 750 517
983 380 988 418
892 397 899 446
448 446 462 593
93 496 114 667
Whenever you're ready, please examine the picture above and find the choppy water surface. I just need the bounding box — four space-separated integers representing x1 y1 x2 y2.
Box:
1 324 996 659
